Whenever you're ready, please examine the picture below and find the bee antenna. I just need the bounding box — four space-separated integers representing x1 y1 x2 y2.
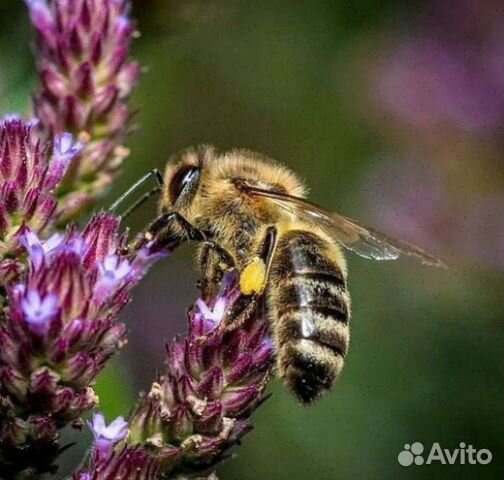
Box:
109 169 164 218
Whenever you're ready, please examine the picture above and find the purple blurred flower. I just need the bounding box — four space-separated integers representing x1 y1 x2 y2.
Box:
0 214 163 460
26 0 141 218
362 1 504 273
363 157 455 250
0 117 81 259
377 37 504 133
127 274 274 477
375 2 504 134
364 157 504 271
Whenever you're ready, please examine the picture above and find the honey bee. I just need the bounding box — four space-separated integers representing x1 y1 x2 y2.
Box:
126 145 444 404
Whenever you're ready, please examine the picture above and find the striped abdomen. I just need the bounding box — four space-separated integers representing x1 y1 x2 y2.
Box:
268 229 350 404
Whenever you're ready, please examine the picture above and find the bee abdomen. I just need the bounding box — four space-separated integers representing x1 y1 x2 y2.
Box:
269 230 351 404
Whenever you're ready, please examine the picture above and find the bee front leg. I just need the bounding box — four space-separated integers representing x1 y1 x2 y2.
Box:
134 211 206 252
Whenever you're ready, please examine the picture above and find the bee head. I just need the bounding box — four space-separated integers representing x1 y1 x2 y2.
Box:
160 145 215 214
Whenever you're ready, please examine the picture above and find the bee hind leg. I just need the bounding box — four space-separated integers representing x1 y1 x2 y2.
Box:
221 294 260 333
222 226 278 333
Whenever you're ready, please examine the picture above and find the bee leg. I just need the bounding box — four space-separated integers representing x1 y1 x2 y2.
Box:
198 240 236 301
239 225 278 296
195 294 261 346
222 226 278 333
221 294 259 333
196 227 277 343
134 211 206 251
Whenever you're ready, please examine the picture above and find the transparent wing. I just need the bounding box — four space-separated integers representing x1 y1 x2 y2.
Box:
240 182 446 268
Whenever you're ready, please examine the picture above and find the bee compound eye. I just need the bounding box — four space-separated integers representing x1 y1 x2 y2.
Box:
169 166 200 203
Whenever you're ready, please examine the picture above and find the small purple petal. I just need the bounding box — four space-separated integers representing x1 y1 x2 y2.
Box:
18 228 45 268
95 254 132 302
64 234 86 256
76 474 92 480
88 413 128 453
43 232 64 255
21 290 58 331
195 297 227 325
53 132 83 160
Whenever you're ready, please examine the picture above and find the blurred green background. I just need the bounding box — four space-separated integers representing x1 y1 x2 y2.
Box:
1 1 503 479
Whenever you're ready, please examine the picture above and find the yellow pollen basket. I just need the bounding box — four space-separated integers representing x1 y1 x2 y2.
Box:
240 257 267 295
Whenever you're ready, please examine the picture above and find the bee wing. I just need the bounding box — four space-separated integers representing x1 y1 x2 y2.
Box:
242 183 446 268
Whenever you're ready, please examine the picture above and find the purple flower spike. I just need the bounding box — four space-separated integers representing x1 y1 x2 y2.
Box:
27 0 141 219
0 214 164 461
0 118 78 261
127 276 274 477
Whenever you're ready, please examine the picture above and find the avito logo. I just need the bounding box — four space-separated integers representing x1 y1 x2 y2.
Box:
398 442 492 467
